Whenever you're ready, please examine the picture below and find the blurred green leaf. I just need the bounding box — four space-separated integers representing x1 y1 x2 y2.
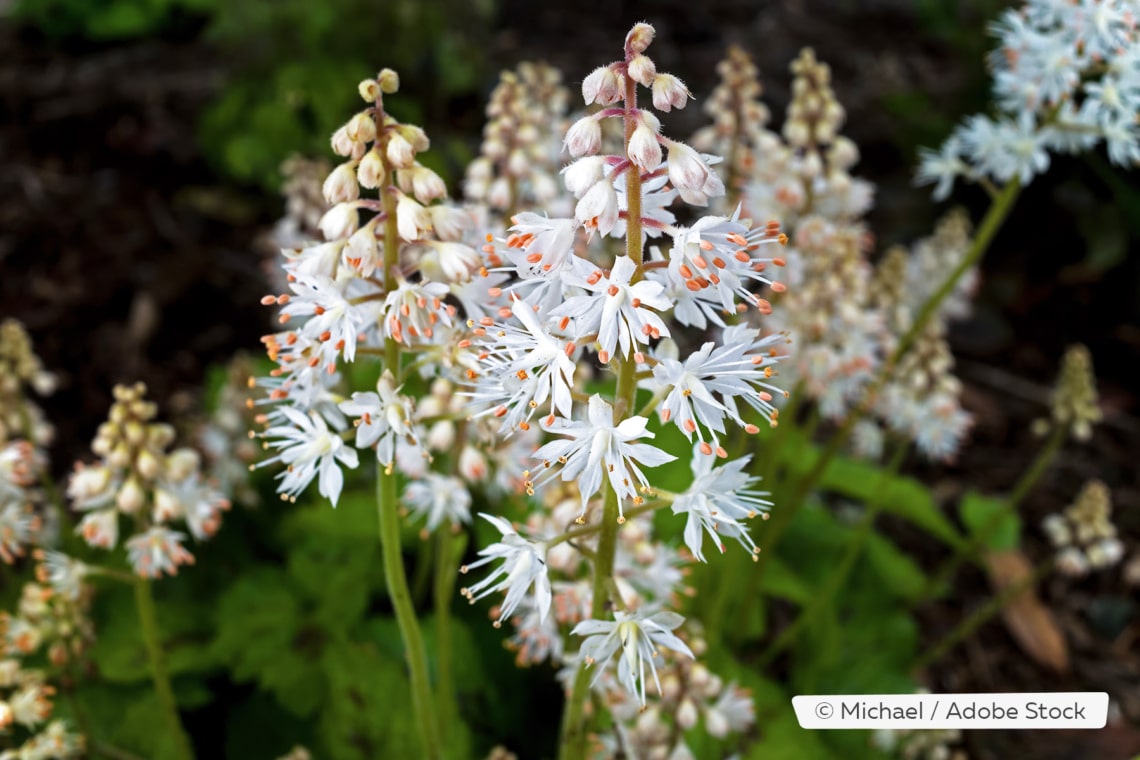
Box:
959 491 1020 551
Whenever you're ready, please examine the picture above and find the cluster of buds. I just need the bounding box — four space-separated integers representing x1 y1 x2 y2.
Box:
464 62 570 215
69 383 229 578
0 582 87 759
2 573 92 666
197 354 262 508
585 629 755 759
1034 344 1102 442
690 45 771 206
0 320 56 448
0 321 55 565
736 47 873 227
917 0 1140 198
1042 480 1125 577
857 211 976 461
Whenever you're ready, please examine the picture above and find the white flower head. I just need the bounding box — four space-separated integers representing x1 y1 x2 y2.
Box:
257 406 359 506
127 527 195 578
527 395 675 519
338 371 422 470
571 609 694 706
460 513 551 625
404 473 472 534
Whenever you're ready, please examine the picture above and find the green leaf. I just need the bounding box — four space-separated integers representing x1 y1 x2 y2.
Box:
863 531 929 602
758 554 813 604
958 491 1020 551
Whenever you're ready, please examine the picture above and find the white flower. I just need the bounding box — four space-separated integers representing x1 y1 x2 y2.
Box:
564 115 602 157
322 162 359 205
574 179 620 237
460 513 551 625
0 502 37 564
552 255 671 364
338 371 420 469
76 508 118 549
38 551 89 601
582 65 622 106
571 609 694 706
671 452 770 562
666 141 724 205
465 296 578 433
258 406 359 506
404 473 471 533
916 137 970 201
127 527 195 578
381 276 454 345
527 395 675 517
628 122 663 172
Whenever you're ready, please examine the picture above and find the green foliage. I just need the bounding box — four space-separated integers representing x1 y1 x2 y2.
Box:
14 0 215 40
958 490 1021 551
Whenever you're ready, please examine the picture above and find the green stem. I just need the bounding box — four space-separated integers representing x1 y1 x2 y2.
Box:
133 578 194 760
434 528 466 735
377 465 443 760
558 68 644 760
913 559 1053 672
757 442 907 667
919 424 1064 601
372 92 442 759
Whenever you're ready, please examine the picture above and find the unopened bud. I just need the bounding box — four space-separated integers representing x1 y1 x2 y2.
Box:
582 65 621 106
677 697 699 730
357 149 386 189
625 22 655 53
627 54 657 87
627 122 662 171
136 449 161 480
322 162 360 205
378 68 400 94
564 115 602 157
117 477 145 514
358 78 380 102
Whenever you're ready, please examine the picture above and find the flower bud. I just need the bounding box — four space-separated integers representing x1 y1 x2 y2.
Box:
116 477 145 514
487 177 511 208
676 697 699 730
395 194 431 242
109 442 132 469
427 420 455 451
582 65 621 106
331 125 355 157
400 124 430 153
628 122 662 171
345 225 380 274
345 112 376 144
666 140 711 192
378 68 400 94
562 156 606 197
410 166 447 204
625 22 655 53
705 707 729 738
651 73 691 112
166 448 199 481
358 78 380 102
428 205 471 242
322 162 360 205
147 423 175 449
153 487 179 523
356 149 386 189
319 203 360 241
459 445 488 481
564 115 602 157
387 133 416 169
136 448 161 480
627 54 657 87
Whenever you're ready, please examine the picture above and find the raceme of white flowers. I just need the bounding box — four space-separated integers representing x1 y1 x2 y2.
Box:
251 23 789 726
917 0 1140 198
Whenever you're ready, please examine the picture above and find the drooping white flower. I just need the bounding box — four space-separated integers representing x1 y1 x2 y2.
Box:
552 255 671 364
571 609 694 706
460 512 551 625
527 395 675 518
670 451 771 562
126 527 195 578
338 371 420 469
465 296 578 434
258 406 359 506
404 473 471 533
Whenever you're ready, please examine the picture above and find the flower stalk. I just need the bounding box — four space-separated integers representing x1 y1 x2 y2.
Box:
133 576 194 760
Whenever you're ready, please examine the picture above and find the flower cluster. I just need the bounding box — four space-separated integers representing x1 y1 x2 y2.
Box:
1042 480 1125 576
917 0 1140 198
587 628 756 758
0 581 88 759
69 383 228 578
464 62 570 215
0 321 56 566
1035 343 1102 442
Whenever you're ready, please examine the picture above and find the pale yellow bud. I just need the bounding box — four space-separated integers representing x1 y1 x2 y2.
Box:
358 78 380 102
625 22 655 53
378 68 400 94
